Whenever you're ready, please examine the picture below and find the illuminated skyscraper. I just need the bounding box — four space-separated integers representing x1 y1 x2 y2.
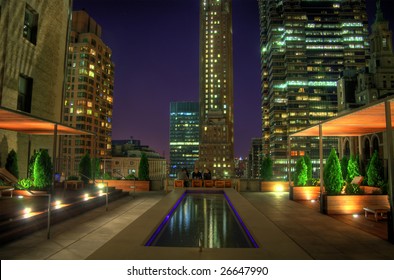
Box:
61 10 115 176
169 102 199 178
258 0 369 179
199 0 234 179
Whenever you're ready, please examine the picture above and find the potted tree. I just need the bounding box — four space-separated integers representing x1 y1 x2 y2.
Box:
290 155 320 200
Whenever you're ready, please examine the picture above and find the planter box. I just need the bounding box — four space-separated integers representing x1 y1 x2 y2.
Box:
322 194 389 215
360 186 382 194
100 180 150 192
260 181 289 192
290 186 321 201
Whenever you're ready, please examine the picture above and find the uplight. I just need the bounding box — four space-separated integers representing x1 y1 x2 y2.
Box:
274 184 284 192
97 183 105 189
24 207 32 214
353 214 359 218
311 199 316 203
54 200 62 209
84 193 89 201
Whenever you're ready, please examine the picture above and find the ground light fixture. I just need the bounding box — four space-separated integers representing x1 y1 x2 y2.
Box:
97 182 108 211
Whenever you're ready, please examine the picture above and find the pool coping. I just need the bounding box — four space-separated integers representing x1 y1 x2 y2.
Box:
87 188 312 260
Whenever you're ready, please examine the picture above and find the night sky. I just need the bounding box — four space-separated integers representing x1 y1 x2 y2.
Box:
72 0 394 159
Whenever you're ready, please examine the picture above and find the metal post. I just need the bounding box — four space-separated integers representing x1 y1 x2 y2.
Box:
52 124 58 196
47 193 51 239
385 101 394 242
288 136 292 199
319 124 324 213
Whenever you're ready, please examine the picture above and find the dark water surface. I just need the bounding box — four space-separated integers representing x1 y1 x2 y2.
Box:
150 192 254 248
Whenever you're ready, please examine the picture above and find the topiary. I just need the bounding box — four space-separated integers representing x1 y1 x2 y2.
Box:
33 150 53 190
260 155 273 181
5 149 19 179
323 148 343 195
78 153 92 184
367 150 384 188
304 153 312 181
346 155 360 183
138 152 150 180
340 155 348 182
294 157 307 186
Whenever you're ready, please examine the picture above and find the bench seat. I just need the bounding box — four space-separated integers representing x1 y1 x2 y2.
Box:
363 206 390 222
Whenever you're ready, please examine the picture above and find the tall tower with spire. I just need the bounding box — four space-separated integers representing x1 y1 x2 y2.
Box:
198 0 234 179
355 0 394 104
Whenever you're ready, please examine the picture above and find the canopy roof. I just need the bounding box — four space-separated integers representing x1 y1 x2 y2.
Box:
291 97 394 137
0 106 93 135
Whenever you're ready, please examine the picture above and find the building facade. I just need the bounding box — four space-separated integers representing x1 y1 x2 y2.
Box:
338 0 394 174
199 0 234 179
112 139 166 180
0 0 71 178
258 0 370 179
169 102 199 178
61 10 115 177
248 138 263 179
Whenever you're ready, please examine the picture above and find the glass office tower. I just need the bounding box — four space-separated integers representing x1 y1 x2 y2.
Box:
258 0 369 179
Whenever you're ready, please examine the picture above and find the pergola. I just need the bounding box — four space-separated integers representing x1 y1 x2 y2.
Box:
0 106 94 184
0 106 94 239
290 96 394 242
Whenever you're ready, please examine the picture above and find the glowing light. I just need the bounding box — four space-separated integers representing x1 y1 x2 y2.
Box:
84 193 89 201
24 208 32 215
353 214 359 218
274 184 284 192
97 183 105 189
311 199 316 203
17 196 24 199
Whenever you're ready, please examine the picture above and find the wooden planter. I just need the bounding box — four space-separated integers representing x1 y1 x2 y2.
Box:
322 193 389 215
260 181 289 192
100 180 150 192
289 186 321 201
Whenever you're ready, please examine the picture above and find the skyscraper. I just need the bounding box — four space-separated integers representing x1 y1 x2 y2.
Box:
199 0 234 179
61 10 115 177
258 0 370 179
169 102 199 178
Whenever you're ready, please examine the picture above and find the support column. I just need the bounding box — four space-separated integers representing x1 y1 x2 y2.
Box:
319 124 324 213
288 136 292 199
52 124 58 196
385 101 394 243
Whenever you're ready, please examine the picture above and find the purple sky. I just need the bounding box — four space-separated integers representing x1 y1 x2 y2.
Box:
72 0 394 159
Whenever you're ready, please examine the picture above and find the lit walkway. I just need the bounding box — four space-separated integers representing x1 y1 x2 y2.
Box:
1 191 394 260
243 192 394 260
0 192 165 260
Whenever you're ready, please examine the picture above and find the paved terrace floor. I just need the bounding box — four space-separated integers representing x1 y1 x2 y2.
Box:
1 191 394 260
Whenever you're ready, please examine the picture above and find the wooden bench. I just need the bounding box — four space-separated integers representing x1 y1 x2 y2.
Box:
363 206 390 222
0 186 14 198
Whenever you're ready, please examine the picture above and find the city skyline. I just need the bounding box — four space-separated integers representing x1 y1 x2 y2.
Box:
72 0 394 159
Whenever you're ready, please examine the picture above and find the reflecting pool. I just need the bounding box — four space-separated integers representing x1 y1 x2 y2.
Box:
146 191 257 248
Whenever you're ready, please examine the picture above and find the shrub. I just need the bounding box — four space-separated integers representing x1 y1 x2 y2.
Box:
304 153 312 181
17 178 34 190
5 149 19 179
294 157 307 186
367 150 384 187
346 155 360 183
340 155 348 181
78 153 92 184
138 152 150 180
323 148 343 195
33 150 53 189
28 151 39 180
260 155 273 181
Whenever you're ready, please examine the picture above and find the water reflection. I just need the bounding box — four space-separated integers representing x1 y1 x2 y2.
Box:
151 193 253 248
